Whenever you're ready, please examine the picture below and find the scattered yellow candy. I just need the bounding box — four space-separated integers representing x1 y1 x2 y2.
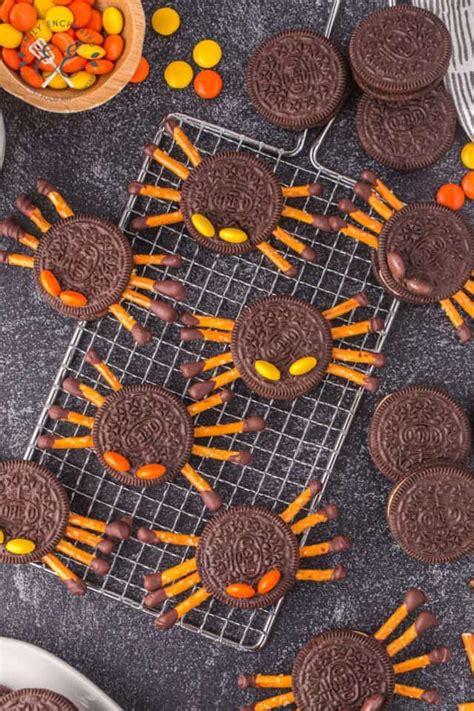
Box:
191 213 215 238
0 529 4 545
164 60 193 89
289 356 318 376
5 538 36 555
254 360 281 381
193 39 222 69
30 18 52 42
33 0 55 19
151 7 180 35
102 6 123 34
45 6 73 33
76 43 106 59
43 71 68 89
0 23 22 48
70 70 96 90
218 227 248 243
461 142 474 170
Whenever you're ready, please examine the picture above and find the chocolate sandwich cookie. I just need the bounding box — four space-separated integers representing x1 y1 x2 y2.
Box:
231 295 333 400
349 6 452 101
0 460 69 565
292 630 394 709
93 384 194 488
369 386 471 482
0 688 78 710
387 465 474 563
373 202 473 304
356 86 457 171
180 152 283 255
33 213 133 320
196 506 300 609
246 29 347 130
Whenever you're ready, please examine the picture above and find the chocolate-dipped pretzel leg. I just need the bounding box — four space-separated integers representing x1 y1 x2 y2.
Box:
128 121 332 277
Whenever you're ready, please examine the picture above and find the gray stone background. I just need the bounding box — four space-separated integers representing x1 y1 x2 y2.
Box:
0 0 472 709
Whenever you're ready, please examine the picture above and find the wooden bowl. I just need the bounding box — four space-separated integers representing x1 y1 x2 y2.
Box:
0 0 145 113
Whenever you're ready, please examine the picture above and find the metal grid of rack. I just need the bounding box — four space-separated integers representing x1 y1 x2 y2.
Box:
23 108 399 651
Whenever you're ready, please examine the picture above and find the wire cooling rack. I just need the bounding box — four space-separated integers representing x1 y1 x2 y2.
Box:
23 108 399 651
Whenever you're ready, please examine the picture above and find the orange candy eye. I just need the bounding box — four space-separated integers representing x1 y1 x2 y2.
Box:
257 569 281 594
136 463 167 480
40 269 61 297
225 582 256 599
59 290 88 307
104 450 131 472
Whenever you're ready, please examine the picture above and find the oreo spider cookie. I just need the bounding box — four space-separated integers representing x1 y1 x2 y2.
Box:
387 465 474 563
33 213 133 320
292 629 394 709
92 384 194 488
0 688 78 711
356 86 457 172
197 506 299 609
374 203 473 304
231 295 333 400
246 30 347 130
180 152 283 255
349 6 452 101
369 386 471 482
0 460 69 565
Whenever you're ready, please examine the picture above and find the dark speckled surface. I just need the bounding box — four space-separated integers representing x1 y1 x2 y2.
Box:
0 1 472 709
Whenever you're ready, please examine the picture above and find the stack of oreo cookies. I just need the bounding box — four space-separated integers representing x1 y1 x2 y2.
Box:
349 6 457 171
368 385 474 563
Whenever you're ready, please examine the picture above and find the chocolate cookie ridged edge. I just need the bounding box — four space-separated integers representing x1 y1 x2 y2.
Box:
349 6 452 99
92 384 194 488
246 29 348 130
387 465 474 563
0 460 69 565
0 688 78 711
231 295 333 401
368 385 471 482
197 505 300 609
180 152 283 256
34 215 133 321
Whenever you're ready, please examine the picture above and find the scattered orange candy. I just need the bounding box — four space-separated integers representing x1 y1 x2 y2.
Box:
19 64 42 87
59 290 88 307
193 68 222 99
69 0 91 28
104 33 123 61
40 269 61 297
257 569 281 594
461 171 474 200
10 3 37 32
436 183 465 211
129 55 149 83
2 46 21 69
104 450 131 472
225 582 256 599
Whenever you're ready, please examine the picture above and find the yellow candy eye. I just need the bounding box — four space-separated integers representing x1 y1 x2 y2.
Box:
254 360 281 381
218 227 248 243
0 529 4 545
5 538 36 555
289 356 318 376
191 213 215 238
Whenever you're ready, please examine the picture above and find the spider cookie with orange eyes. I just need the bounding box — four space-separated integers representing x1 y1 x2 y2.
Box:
179 293 385 401
137 480 351 629
0 180 185 345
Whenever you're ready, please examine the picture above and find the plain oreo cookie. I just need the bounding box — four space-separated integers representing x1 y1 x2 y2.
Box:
368 386 471 482
92 384 194 488
0 460 69 565
231 295 333 400
34 215 133 320
373 203 473 304
356 86 457 171
387 465 474 563
180 152 283 255
197 506 299 609
0 688 78 711
292 630 394 709
349 6 451 101
246 29 348 130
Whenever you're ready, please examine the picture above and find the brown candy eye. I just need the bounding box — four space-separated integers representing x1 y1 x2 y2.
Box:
257 569 281 594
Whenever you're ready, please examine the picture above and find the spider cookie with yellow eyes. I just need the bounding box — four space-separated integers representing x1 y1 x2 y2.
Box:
180 293 385 401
